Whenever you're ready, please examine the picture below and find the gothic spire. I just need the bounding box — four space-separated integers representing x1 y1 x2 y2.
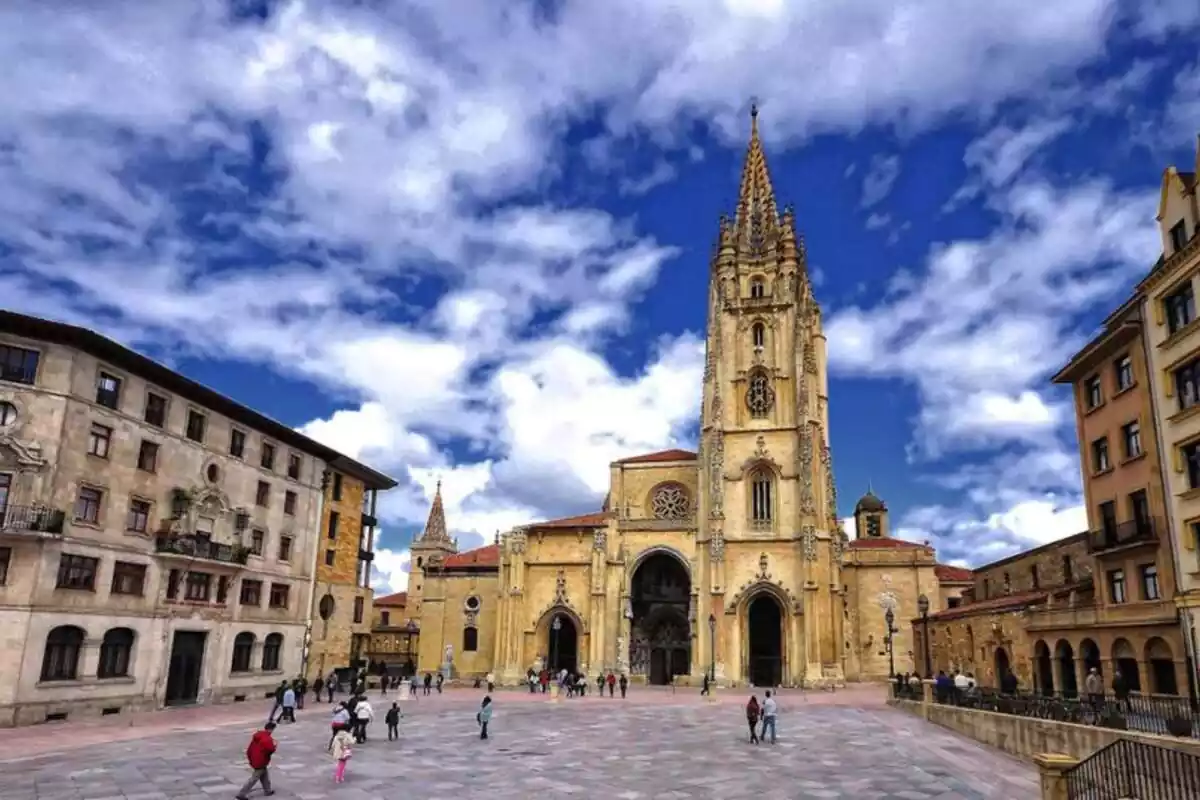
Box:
734 103 779 239
419 479 450 542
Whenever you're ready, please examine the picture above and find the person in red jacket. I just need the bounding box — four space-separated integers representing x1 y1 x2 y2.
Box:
236 721 277 799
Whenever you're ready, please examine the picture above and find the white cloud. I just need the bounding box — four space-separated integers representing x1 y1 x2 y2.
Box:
372 548 411 595
861 155 901 209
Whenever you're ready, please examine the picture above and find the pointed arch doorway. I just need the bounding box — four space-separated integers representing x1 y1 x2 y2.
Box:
747 593 784 687
547 613 578 674
628 550 692 684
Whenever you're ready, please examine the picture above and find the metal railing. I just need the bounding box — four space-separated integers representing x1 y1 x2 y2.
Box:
892 682 922 700
1088 518 1160 553
933 687 1200 740
1067 738 1200 799
154 533 249 565
0 504 66 534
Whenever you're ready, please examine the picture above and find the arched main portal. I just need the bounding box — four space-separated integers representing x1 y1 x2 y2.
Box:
747 594 783 687
629 551 692 685
546 612 579 673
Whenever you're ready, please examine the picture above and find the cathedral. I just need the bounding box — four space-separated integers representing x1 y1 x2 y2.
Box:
404 111 972 687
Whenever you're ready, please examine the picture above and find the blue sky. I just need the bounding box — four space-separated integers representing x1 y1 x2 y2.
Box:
2 1 1199 592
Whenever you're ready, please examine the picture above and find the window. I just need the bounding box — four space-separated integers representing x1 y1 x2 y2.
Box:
750 469 773 526
125 499 150 533
56 554 98 590
0 344 39 384
1099 501 1117 539
75 487 102 524
88 423 112 458
746 372 774 418
184 571 212 602
40 625 84 682
110 561 146 595
231 632 254 672
947 596 963 609
278 535 292 562
251 632 282 673
1031 564 1039 589
240 579 262 606
217 575 229 604
185 410 206 443
144 392 167 427
1170 220 1189 252
250 529 265 556
328 511 340 540
166 568 181 599
1115 356 1134 391
234 512 249 533
95 372 121 409
269 583 289 608
229 429 245 458
1085 376 1102 409
379 610 391 626
1184 441 1200 489
751 322 765 349
1062 555 1074 584
97 628 134 678
283 491 296 515
1130 489 1151 533
749 278 765 299
354 596 365 624
1091 438 1110 472
1141 564 1161 600
287 454 302 480
0 400 15 426
1165 283 1195 335
260 442 275 470
325 549 336 566
255 481 270 507
332 473 343 501
1174 358 1200 411
1121 422 1142 460
0 546 9 585
136 440 158 472
1108 569 1127 604
463 626 479 652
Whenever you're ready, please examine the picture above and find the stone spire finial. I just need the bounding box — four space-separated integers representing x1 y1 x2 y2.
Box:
734 102 779 241
419 479 450 542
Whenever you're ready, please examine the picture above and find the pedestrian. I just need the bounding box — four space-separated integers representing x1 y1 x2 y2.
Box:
312 676 324 705
327 671 339 702
597 673 605 695
477 695 493 740
353 694 374 743
701 673 710 696
436 672 444 694
330 724 354 784
539 669 549 693
281 683 297 723
296 677 307 710
760 690 778 744
409 675 418 697
528 670 538 694
486 671 495 693
385 701 401 741
618 673 628 698
746 695 760 744
1112 670 1130 712
328 702 351 750
235 721 277 800
607 672 616 697
423 673 433 695
269 680 287 722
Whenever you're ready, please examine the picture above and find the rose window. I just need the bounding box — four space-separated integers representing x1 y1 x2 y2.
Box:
746 373 774 417
651 484 690 520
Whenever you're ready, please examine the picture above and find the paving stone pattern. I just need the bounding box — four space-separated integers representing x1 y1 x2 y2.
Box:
0 694 1038 799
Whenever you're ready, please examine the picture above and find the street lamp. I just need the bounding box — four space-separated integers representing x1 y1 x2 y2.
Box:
917 594 932 678
551 615 562 672
884 606 898 679
708 613 716 683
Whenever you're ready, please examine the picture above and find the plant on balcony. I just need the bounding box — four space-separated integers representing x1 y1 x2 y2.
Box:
1166 715 1193 737
232 544 250 564
169 487 191 520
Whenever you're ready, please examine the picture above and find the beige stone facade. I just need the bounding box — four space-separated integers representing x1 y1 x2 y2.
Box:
0 312 392 726
409 112 971 688
366 591 419 672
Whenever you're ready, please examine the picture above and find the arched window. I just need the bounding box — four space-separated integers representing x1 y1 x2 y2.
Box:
746 372 774 418
750 469 773 527
262 633 283 671
463 626 479 652
752 323 765 349
41 625 85 682
231 632 254 673
98 627 135 678
750 278 765 298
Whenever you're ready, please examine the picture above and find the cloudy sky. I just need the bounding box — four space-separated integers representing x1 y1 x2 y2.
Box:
3 0 1198 593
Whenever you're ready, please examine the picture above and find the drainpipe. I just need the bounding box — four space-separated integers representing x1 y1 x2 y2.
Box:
301 469 331 680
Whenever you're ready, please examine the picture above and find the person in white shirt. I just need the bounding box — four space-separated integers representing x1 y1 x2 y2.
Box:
353 696 374 743
760 690 778 744
486 672 495 692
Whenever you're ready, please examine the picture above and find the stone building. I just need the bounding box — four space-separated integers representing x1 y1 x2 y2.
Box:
306 466 396 680
366 591 419 674
0 311 392 726
408 111 971 687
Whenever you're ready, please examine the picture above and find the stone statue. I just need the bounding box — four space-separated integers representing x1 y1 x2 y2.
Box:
444 643 454 664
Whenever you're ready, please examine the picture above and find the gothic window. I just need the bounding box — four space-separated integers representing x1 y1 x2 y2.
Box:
750 278 765 299
750 469 773 527
752 322 765 349
651 483 690 520
746 372 774 417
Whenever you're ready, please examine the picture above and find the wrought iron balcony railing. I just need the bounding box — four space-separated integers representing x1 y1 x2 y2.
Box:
154 533 249 565
0 504 66 535
1089 518 1160 554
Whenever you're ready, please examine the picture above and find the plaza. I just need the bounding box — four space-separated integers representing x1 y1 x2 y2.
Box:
0 686 1038 799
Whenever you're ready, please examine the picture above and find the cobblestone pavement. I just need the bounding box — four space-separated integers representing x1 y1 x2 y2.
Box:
0 688 1038 799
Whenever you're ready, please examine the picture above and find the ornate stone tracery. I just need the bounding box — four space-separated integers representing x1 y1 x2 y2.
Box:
746 372 774 416
709 526 725 562
801 525 817 561
650 483 690 521
797 425 816 515
708 429 725 520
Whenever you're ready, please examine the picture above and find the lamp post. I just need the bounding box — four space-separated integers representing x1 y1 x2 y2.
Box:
917 594 932 678
551 616 562 672
884 607 898 679
708 613 716 683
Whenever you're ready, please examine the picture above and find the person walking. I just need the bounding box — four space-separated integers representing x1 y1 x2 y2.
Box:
312 676 324 705
295 677 307 710
235 721 277 800
269 680 288 723
486 671 495 693
423 673 433 695
760 690 778 744
330 725 354 784
385 701 401 741
327 671 338 703
477 695 493 740
436 673 445 694
328 702 351 750
353 695 374 743
745 695 761 744
618 673 628 698
281 683 297 723
701 673 710 696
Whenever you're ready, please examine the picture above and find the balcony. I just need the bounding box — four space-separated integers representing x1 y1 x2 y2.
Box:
1088 518 1160 554
154 533 249 565
0 504 66 536
358 549 374 563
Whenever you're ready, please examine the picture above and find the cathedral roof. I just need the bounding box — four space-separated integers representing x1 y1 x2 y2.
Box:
614 448 697 465
417 479 451 543
920 588 1048 622
527 511 611 529
855 490 886 512
934 564 973 583
375 591 408 607
848 537 926 550
442 544 500 568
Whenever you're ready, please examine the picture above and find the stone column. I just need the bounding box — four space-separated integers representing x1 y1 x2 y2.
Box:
1032 753 1078 800
803 584 820 684
921 678 935 720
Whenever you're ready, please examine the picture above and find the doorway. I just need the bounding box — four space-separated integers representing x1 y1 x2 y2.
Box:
165 631 207 706
629 552 692 683
547 614 578 674
747 595 783 687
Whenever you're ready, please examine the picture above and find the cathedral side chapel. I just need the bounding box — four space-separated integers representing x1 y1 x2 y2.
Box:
405 111 970 686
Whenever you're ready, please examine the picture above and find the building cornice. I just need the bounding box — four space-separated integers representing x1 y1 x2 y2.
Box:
1051 321 1141 384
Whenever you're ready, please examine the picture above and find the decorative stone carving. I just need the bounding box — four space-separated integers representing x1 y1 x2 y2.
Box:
593 528 606 552
822 436 839 527
709 526 725 562
757 552 770 579
831 528 845 562
752 436 770 460
0 434 47 470
746 372 775 415
510 528 527 554
801 525 817 561
711 393 723 426
554 569 569 604
708 429 724 520
797 425 816 515
464 609 479 626
651 483 690 520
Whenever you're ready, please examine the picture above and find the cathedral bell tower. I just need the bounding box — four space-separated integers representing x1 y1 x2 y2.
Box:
405 480 457 619
698 106 845 687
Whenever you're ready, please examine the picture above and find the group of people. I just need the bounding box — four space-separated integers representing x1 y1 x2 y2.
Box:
524 667 630 698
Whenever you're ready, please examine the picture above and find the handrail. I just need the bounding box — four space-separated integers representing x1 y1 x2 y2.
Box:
1066 737 1200 799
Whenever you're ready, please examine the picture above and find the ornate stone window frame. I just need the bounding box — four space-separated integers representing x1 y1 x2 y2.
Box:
646 481 692 521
